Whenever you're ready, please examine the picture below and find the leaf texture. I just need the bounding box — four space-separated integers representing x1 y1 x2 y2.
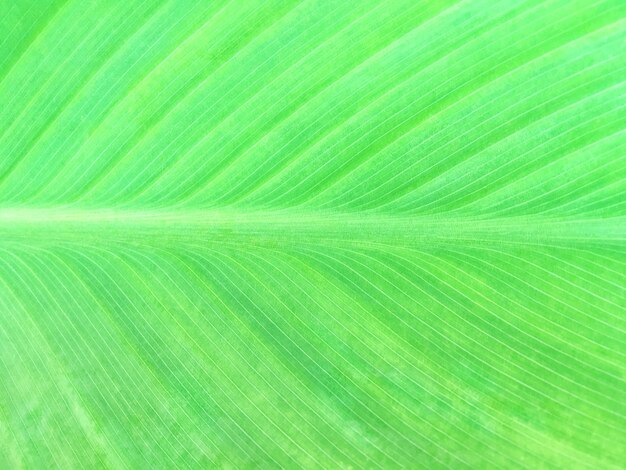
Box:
0 0 625 468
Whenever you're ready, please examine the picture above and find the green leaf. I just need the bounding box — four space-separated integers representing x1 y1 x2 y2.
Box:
0 0 624 468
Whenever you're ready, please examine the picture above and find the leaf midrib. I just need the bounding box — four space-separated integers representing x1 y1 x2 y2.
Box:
0 207 623 248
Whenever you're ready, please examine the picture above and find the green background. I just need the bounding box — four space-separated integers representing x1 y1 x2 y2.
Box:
0 0 624 467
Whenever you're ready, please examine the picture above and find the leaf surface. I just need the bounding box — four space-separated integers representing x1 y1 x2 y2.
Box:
0 0 625 468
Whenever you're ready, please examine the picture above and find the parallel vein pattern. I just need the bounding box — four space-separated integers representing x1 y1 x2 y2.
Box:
0 0 624 468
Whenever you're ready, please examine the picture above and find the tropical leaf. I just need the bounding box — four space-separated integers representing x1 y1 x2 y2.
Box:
0 0 624 468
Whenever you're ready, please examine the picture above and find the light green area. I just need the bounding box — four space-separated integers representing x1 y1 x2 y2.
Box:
0 0 625 468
